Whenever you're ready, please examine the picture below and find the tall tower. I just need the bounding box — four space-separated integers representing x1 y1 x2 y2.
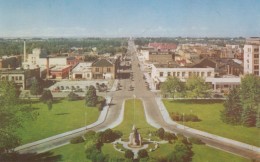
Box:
23 39 27 62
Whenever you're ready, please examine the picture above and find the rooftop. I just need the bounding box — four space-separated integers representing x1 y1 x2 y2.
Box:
72 62 92 72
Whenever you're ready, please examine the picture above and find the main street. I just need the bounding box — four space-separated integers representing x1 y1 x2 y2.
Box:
15 40 259 160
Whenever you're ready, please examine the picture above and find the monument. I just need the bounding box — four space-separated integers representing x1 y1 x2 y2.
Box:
128 125 142 147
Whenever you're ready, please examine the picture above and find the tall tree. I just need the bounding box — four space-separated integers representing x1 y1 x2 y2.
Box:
186 76 210 98
161 76 185 98
240 74 260 109
0 81 21 154
85 85 97 107
40 90 53 110
221 87 243 125
242 106 257 127
30 78 43 96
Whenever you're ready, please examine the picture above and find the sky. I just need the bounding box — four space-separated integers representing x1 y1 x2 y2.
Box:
0 0 260 37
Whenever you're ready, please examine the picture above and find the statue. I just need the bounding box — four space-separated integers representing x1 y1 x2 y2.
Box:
128 125 142 147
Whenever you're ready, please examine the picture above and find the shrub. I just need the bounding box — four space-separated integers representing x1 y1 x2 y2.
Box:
156 128 165 140
125 150 134 159
164 132 177 141
138 149 148 159
97 96 106 111
70 136 84 144
170 112 200 122
66 92 80 101
188 137 205 145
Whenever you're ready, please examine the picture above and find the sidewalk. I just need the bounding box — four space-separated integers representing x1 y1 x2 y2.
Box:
155 97 260 154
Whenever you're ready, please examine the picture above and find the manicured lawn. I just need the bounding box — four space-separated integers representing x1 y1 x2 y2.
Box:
163 99 260 147
113 99 157 139
18 99 100 144
51 143 90 162
149 143 250 162
102 144 125 159
192 144 250 162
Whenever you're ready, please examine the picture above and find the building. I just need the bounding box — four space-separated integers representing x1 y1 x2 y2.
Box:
148 42 177 52
244 37 260 75
0 55 21 69
71 62 92 80
151 64 215 90
0 68 40 90
92 58 116 79
49 65 71 79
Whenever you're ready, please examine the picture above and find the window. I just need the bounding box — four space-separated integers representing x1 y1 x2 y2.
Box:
19 76 22 80
87 74 90 77
159 72 163 77
173 72 176 76
254 60 259 64
107 68 111 72
254 71 259 75
177 72 180 77
254 65 259 70
254 54 259 58
95 68 99 72
207 72 211 77
201 72 205 77
167 72 171 76
254 48 259 53
248 48 251 52
182 72 185 77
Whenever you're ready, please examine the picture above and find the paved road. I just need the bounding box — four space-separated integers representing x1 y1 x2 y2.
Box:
15 40 259 160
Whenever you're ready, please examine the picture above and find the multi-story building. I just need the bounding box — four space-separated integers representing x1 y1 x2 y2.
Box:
0 68 40 90
243 37 260 75
92 58 116 79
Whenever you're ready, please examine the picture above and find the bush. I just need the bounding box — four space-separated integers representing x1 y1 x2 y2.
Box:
97 96 106 111
156 128 165 140
70 136 84 144
84 130 96 140
188 137 205 145
170 112 200 122
138 149 148 159
125 150 134 159
66 92 80 101
164 132 177 141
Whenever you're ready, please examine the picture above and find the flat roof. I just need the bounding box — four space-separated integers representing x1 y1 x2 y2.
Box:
72 62 92 72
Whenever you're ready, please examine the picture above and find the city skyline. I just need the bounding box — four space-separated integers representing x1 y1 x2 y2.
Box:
0 0 260 38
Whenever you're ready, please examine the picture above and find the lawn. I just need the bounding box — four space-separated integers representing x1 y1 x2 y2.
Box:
17 99 100 144
102 143 125 159
113 99 157 139
163 99 260 147
149 143 249 162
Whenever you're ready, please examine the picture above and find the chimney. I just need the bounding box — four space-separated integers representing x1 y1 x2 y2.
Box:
46 57 49 79
24 40 26 62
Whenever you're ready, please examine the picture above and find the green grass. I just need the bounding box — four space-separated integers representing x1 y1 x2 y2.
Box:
102 143 125 159
18 99 100 144
163 99 260 147
149 143 249 162
113 99 157 139
51 143 90 162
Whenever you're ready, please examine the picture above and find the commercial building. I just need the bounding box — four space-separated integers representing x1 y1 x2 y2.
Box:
71 62 92 80
92 58 117 79
244 37 260 75
49 65 71 79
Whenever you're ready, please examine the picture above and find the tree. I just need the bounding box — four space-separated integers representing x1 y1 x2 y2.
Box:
161 76 185 98
186 76 210 98
221 87 243 125
242 106 257 127
30 78 43 96
240 74 260 110
85 85 97 107
167 140 193 162
124 150 134 159
256 110 260 128
138 149 148 159
0 81 21 154
40 90 53 110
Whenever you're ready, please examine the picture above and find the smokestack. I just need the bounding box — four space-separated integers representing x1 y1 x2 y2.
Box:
46 57 49 79
24 40 26 62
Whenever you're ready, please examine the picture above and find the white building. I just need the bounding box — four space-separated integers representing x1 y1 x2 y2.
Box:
244 38 260 75
151 64 215 90
24 48 67 69
71 62 92 80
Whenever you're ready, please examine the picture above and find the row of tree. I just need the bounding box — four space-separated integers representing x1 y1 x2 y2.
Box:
161 75 211 99
221 74 260 127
